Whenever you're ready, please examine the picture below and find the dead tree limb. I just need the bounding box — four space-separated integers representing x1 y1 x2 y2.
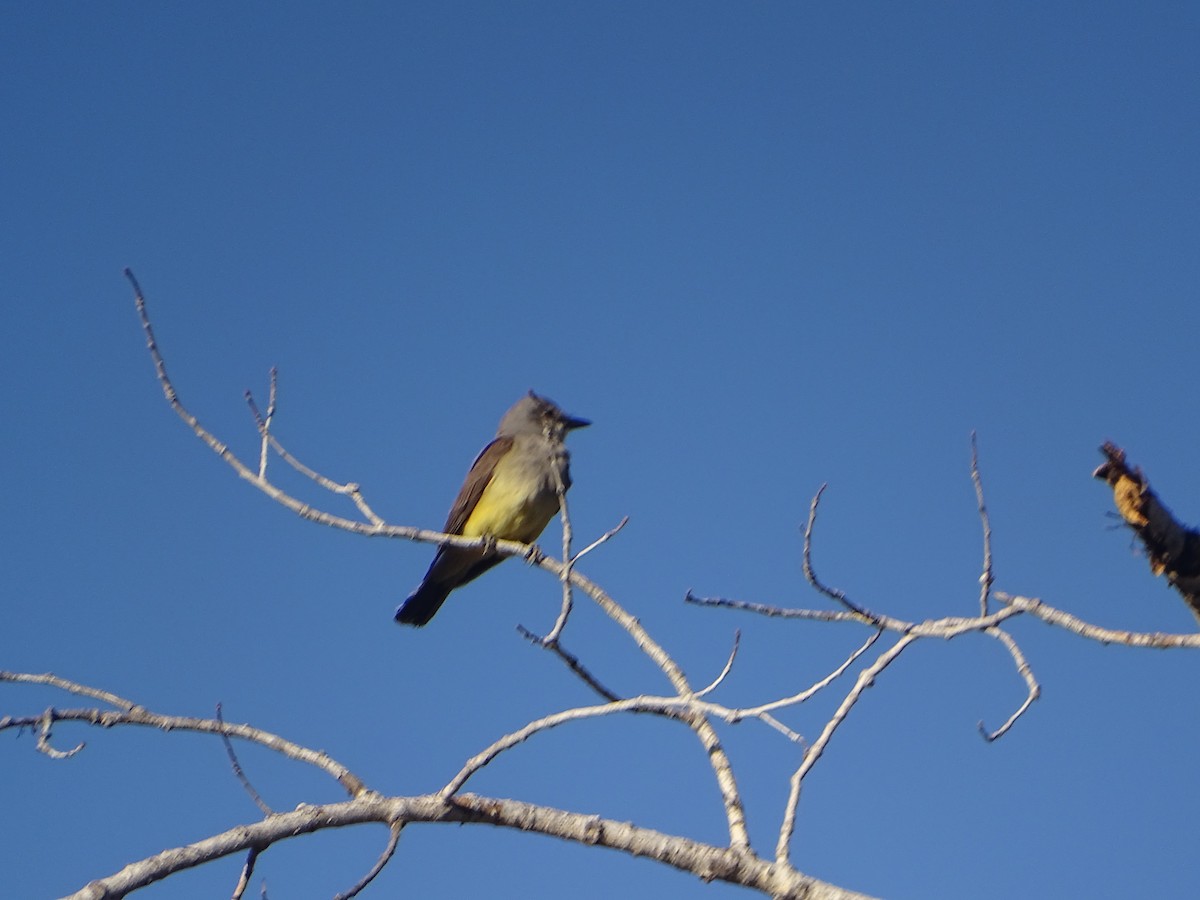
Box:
1094 441 1200 626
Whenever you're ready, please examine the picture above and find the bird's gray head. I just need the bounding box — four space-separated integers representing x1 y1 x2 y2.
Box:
497 391 590 440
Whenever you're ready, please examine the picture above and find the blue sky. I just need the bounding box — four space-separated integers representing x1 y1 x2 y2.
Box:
3 3 1199 897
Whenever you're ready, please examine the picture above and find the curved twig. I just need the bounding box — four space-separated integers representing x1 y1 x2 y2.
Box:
802 485 876 620
696 630 741 698
332 821 403 900
37 709 85 760
217 702 274 815
978 627 1040 741
2 670 138 711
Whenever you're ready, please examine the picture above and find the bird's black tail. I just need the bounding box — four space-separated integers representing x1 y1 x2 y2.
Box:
395 581 452 627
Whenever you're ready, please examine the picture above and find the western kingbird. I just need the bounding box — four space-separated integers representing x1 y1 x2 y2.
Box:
395 392 589 627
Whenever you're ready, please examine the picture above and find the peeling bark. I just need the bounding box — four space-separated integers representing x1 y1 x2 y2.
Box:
1093 442 1200 625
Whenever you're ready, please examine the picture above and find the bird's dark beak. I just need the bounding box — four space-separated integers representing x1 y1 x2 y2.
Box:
562 414 590 431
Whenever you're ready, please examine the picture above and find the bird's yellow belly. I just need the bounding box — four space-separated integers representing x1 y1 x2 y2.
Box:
462 476 557 543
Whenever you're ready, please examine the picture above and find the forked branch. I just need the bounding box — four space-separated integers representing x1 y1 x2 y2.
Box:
123 270 750 849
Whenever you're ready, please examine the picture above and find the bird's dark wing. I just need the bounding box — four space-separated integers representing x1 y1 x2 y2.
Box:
442 436 514 534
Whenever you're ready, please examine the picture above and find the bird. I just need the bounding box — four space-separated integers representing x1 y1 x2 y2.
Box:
395 392 589 627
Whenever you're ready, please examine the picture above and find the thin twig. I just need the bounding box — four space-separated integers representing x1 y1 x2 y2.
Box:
128 268 395 537
686 592 877 625
440 697 686 797
516 627 622 701
231 846 260 900
217 703 274 815
573 516 630 563
245 383 385 527
587 615 750 849
528 517 629 646
970 432 994 616
978 627 1040 741
775 634 917 864
695 631 740 698
802 485 879 620
332 821 403 900
756 713 805 744
444 634 899 800
247 368 278 480
543 451 575 644
733 630 883 721
36 709 85 760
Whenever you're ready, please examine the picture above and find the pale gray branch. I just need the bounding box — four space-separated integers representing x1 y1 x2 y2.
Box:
696 630 740 698
573 516 630 563
979 627 1040 741
775 634 917 864
544 451 575 644
66 791 875 900
996 593 1200 648
332 821 403 900
217 702 274 815
230 847 259 900
970 432 995 616
0 676 368 798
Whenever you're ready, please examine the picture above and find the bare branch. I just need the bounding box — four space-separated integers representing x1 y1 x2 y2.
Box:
970 432 994 616
64 790 876 900
0 675 368 797
244 367 278 481
775 634 917 864
217 702 274 815
996 593 1200 648
127 268 403 539
332 821 403 900
1 670 138 711
245 376 385 527
803 485 883 622
37 708 85 760
231 846 260 900
978 627 1040 741
573 516 630 563
496 530 758 844
695 630 740 698
440 696 695 798
753 713 805 744
686 591 877 625
516 627 622 702
733 629 883 723
543 447 576 644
